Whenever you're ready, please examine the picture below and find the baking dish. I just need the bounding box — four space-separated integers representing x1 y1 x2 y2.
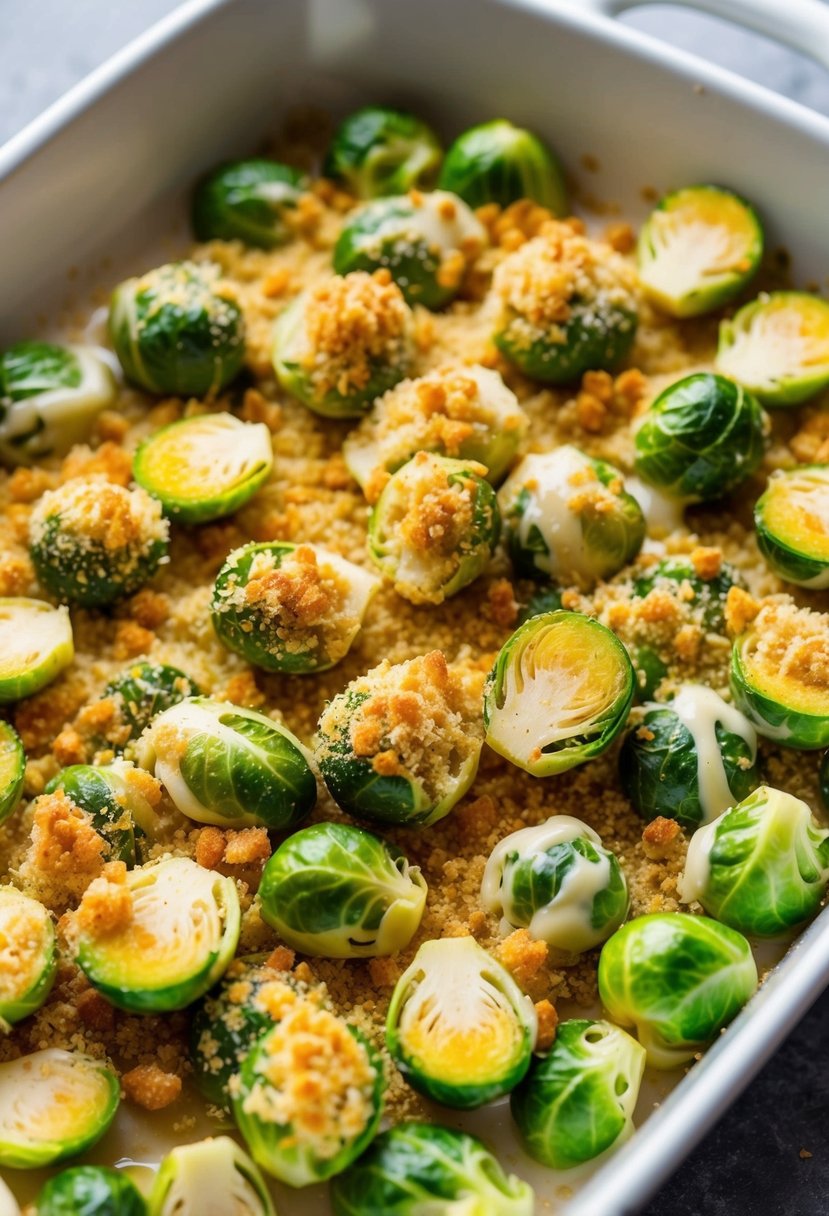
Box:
3 0 829 1212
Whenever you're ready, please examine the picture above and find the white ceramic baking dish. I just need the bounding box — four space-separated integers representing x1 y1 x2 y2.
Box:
3 1 829 1212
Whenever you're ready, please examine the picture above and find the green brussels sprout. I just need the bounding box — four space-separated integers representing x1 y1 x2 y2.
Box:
272 272 415 418
35 1166 147 1216
631 554 743 633
619 684 759 830
45 760 157 866
0 1048 120 1168
0 341 117 465
0 720 25 824
484 611 635 778
597 913 758 1068
109 261 245 397
439 118 567 213
681 785 829 936
193 158 307 248
75 855 241 1013
510 1019 646 1170
633 373 766 504
481 815 629 954
103 659 200 750
138 697 316 831
822 750 829 812
637 185 763 318
385 936 537 1109
29 479 169 607
232 1003 385 1186
133 412 273 524
368 451 500 604
211 541 379 674
324 106 443 198
716 291 829 407
333 191 487 309
0 888 57 1026
516 583 563 626
631 644 669 704
148 1137 274 1216
331 1122 534 1216
0 598 74 703
755 465 829 588
499 447 645 586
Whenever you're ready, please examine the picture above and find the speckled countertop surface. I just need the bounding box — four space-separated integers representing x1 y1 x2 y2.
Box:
3 2 829 1213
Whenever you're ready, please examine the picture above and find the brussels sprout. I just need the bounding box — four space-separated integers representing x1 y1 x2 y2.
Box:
755 465 829 588
149 1137 274 1216
212 541 379 674
637 185 763 318
0 598 74 703
75 855 240 1013
103 659 200 749
139 697 316 831
133 412 273 524
109 261 245 397
484 611 635 778
258 823 426 958
619 684 759 830
385 936 537 1108
333 191 487 310
324 106 443 198
517 583 563 626
439 118 567 213
481 815 629 955
0 888 57 1026
331 1121 534 1216
716 291 829 407
29 480 169 607
822 750 829 812
272 272 415 418
633 373 766 504
510 1019 646 1170
499 447 645 586
368 451 500 604
597 913 758 1068
36 1166 147 1216
631 644 669 704
631 554 743 634
193 158 307 248
45 761 157 866
0 1049 119 1168
0 720 25 824
232 1004 385 1186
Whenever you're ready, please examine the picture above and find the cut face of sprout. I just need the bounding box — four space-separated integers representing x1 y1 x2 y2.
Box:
150 1137 275 1216
0 598 74 703
716 291 829 406
755 466 829 588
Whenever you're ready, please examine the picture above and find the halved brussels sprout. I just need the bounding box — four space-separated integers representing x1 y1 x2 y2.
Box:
510 1019 646 1170
0 888 57 1026
0 1049 119 1168
637 185 763 318
681 786 829 936
36 1166 147 1216
272 272 415 418
0 721 25 824
481 815 629 954
29 479 169 607
149 1137 274 1216
716 291 829 407
133 413 273 524
103 659 200 750
109 261 245 397
438 118 567 213
0 342 117 465
139 697 316 831
597 913 758 1068
333 191 487 310
633 373 766 504
331 1122 534 1216
45 760 157 866
755 465 829 588
368 451 500 604
258 822 426 958
499 447 645 586
484 611 635 778
324 106 442 198
75 856 240 1013
385 936 537 1109
193 159 307 248
631 554 743 634
619 684 759 830
0 598 74 703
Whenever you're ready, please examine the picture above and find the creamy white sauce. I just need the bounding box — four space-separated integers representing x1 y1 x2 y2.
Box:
624 474 685 539
667 684 756 825
677 813 718 905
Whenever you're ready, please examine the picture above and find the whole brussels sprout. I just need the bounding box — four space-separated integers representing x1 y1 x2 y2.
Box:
631 554 743 634
148 1137 274 1216
516 583 563 626
103 659 200 750
193 158 307 248
36 1166 146 1216
438 118 567 213
109 261 245 397
481 815 629 954
0 888 56 1026
0 720 25 824
716 291 829 407
139 697 316 831
0 598 74 703
385 936 537 1108
633 373 766 503
619 684 759 830
45 760 157 866
499 447 645 586
822 750 829 812
754 465 829 588
324 106 443 198
331 1122 534 1216
597 913 758 1068
680 786 829 937
511 1019 645 1170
